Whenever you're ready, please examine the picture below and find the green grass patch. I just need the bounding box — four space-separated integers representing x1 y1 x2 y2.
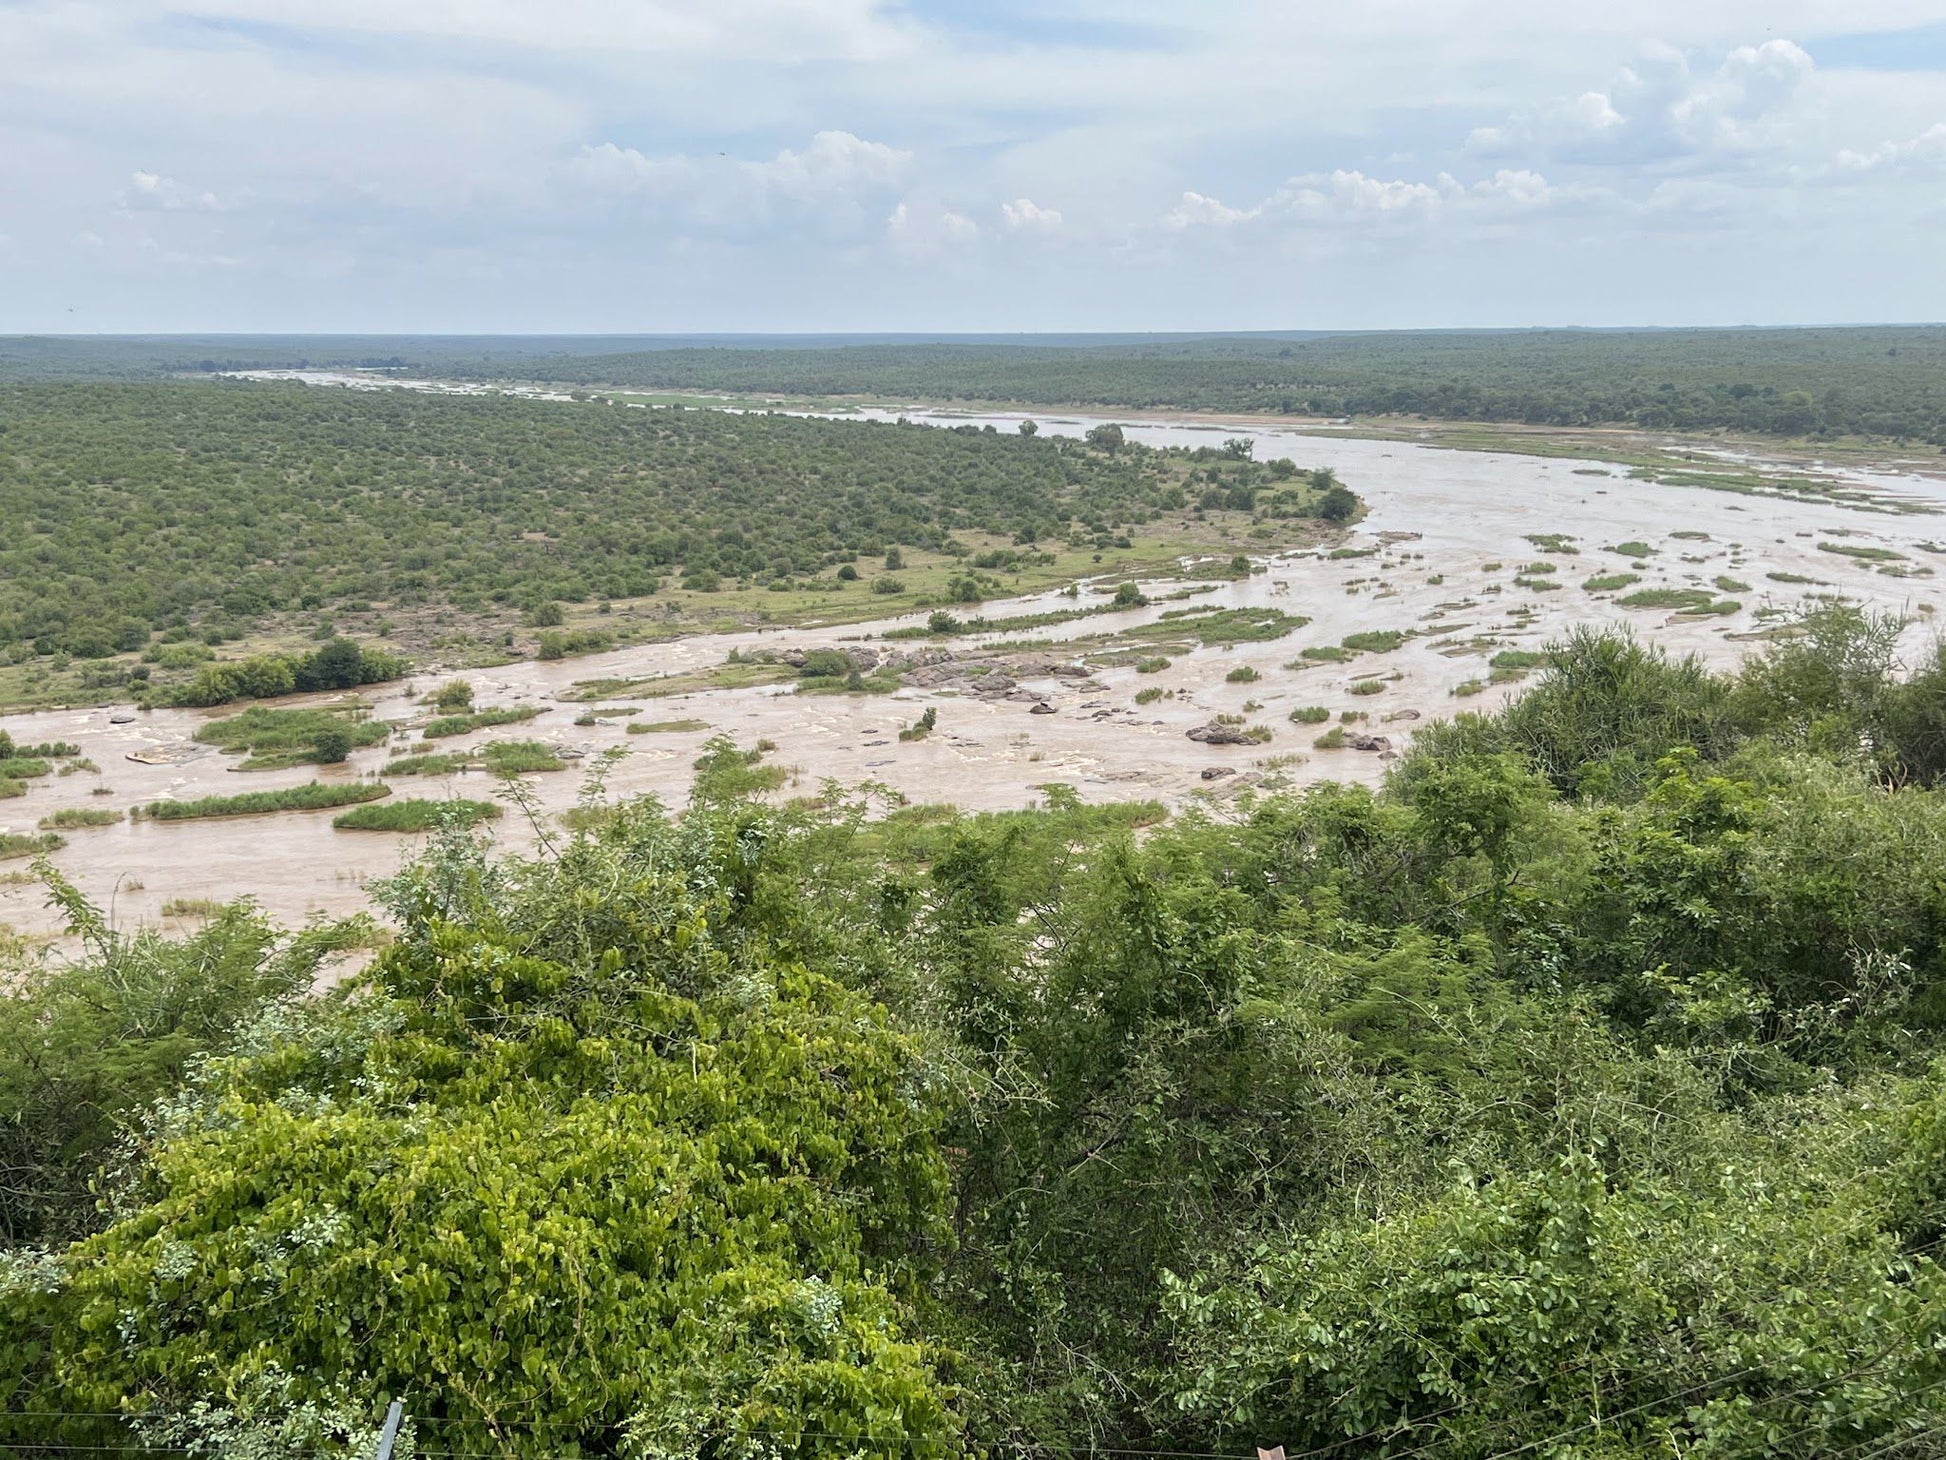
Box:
1348 679 1386 696
333 798 502 832
1818 542 1906 562
383 752 468 776
1225 665 1261 683
1523 533 1578 553
1312 727 1347 749
1714 575 1752 593
195 705 390 769
478 740 567 774
0 831 63 859
1669 530 1711 541
1299 645 1351 663
0 757 52 781
139 782 391 821
423 706 544 739
1135 656 1172 674
628 718 711 734
1619 588 1715 611
1606 541 1655 558
1341 630 1407 653
1127 608 1309 646
1452 679 1486 697
1767 571 1827 585
1582 573 1641 592
37 807 122 829
1134 687 1165 705
1289 705 1331 723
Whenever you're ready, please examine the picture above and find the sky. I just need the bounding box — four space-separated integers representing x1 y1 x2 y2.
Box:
2 0 1944 333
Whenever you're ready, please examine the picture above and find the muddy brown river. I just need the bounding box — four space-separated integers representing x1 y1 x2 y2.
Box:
5 407 1943 943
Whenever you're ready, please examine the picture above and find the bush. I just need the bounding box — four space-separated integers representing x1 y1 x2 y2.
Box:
423 706 544 739
138 782 391 821
1290 705 1330 723
872 576 907 595
332 798 501 831
1225 665 1261 683
38 808 122 829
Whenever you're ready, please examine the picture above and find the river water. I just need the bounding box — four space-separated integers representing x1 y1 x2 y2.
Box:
5 397 1942 943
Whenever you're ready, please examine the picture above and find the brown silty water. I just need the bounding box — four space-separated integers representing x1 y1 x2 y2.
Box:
4 409 1942 942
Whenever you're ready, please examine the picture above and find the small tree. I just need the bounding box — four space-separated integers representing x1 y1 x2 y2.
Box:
311 727 354 764
1018 419 1039 437
1085 423 1125 452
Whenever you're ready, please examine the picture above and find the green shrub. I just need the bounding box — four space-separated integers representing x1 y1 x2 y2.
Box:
37 808 122 830
1583 572 1641 592
1136 656 1171 674
423 706 544 739
1341 630 1406 653
1225 665 1261 684
138 782 390 821
1290 705 1330 723
332 798 501 831
478 740 566 774
0 831 64 859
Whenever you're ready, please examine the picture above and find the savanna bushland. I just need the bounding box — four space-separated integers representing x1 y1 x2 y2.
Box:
10 605 1946 1457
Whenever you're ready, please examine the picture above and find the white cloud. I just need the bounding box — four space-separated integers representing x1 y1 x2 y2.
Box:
1470 39 1815 163
1836 122 1946 171
1001 197 1062 232
1169 167 1558 234
120 170 228 212
1165 190 1259 229
887 199 978 256
564 130 911 236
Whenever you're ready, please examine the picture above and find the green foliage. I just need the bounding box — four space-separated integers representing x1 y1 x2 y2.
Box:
1289 704 1330 723
138 782 391 821
1135 656 1170 673
8 815 958 1456
431 680 474 711
1340 629 1405 652
0 831 64 859
37 808 121 829
167 640 404 708
1223 665 1260 683
0 868 366 1244
24 608 1946 1454
478 740 567 774
422 706 543 739
1620 586 1715 610
331 798 501 831
194 706 389 769
0 382 1216 660
1582 570 1641 591
535 627 613 660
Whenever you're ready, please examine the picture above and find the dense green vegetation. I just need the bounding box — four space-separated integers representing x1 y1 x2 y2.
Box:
136 782 390 821
18 606 1946 1455
330 798 500 831
0 381 1308 669
193 704 391 768
10 328 1934 441
424 328 1946 443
